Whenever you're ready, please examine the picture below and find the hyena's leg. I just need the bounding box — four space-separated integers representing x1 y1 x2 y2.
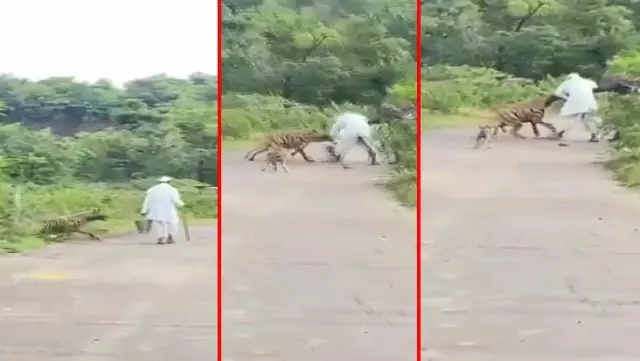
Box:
510 122 526 139
261 159 270 171
76 229 102 241
538 121 560 138
486 127 495 149
294 146 315 162
289 142 308 156
324 142 341 162
530 122 541 137
474 127 487 149
495 123 504 135
246 147 268 161
281 160 290 172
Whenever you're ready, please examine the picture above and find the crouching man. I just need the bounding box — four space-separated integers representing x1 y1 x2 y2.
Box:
327 112 379 169
140 176 184 245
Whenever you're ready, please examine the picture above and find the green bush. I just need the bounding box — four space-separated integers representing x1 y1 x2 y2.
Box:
0 119 217 186
0 124 75 183
71 124 193 182
374 79 417 206
598 51 640 186
221 94 336 139
422 66 560 117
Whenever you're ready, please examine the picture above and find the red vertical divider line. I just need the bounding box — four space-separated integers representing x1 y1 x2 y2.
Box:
216 0 223 359
415 0 422 359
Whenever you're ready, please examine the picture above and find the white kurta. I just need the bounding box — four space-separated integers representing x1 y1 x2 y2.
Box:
554 75 598 117
141 183 184 225
330 112 372 140
329 112 378 166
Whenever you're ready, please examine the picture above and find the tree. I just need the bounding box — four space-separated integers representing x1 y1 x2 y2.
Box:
422 0 638 80
222 0 414 106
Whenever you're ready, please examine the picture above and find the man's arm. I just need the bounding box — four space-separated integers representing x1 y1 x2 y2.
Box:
172 188 185 208
140 190 150 215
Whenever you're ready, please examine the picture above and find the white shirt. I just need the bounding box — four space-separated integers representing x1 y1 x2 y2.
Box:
554 73 598 116
330 112 372 141
141 182 184 224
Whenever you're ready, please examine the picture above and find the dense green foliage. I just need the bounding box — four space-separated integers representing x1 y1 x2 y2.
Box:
423 0 640 81
422 0 640 186
0 74 217 184
599 52 640 186
223 0 415 106
421 0 640 114
0 75 218 252
223 0 417 205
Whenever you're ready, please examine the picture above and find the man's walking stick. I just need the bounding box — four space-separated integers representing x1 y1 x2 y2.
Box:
182 216 191 241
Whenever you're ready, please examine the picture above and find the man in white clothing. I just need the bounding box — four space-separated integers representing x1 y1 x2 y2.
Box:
140 176 184 245
553 72 602 143
328 112 379 169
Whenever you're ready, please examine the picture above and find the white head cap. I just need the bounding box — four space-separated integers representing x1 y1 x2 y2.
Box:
567 72 580 80
158 176 173 183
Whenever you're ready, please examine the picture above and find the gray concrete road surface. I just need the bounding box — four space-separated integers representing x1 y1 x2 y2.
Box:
0 224 217 361
222 143 416 360
422 125 640 360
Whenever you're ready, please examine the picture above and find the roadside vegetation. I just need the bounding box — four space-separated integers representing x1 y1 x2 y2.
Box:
0 75 217 253
222 0 417 206
422 0 640 187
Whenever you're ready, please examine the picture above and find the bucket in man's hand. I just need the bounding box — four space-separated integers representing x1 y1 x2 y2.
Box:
134 219 152 234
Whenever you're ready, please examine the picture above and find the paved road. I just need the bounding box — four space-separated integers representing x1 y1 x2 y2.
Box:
222 143 416 360
0 225 217 361
422 126 640 360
